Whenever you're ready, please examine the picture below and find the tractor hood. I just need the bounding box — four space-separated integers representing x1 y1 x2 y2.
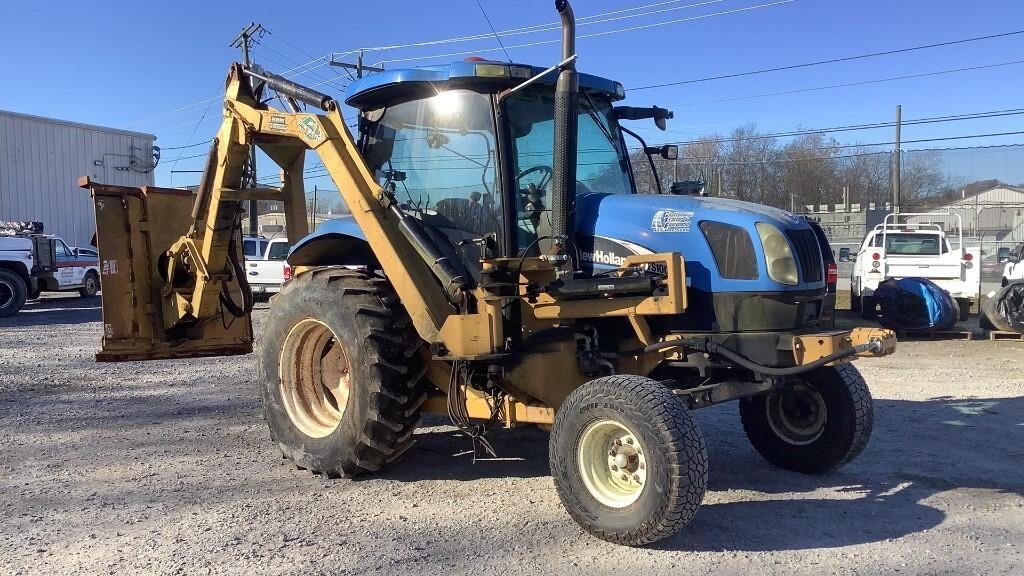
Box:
574 192 822 294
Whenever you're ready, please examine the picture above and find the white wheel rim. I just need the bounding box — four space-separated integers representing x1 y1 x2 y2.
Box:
278 318 352 438
577 419 647 508
766 382 828 445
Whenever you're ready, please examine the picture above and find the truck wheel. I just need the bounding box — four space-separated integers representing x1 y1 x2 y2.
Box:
0 269 28 318
79 271 100 298
955 298 971 322
550 375 708 546
257 267 427 478
860 295 875 319
739 363 873 474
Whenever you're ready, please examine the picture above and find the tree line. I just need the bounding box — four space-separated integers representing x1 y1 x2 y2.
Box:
627 125 960 211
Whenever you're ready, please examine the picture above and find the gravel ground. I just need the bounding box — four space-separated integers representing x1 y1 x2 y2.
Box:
1 293 1022 576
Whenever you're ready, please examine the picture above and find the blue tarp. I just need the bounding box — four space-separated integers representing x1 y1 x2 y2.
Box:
874 277 959 332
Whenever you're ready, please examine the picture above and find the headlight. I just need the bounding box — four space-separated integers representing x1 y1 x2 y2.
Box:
756 222 798 285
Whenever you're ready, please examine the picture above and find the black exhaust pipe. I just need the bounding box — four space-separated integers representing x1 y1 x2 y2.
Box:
550 0 578 277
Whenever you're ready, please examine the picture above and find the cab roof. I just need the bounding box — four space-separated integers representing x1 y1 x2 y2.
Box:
344 60 625 109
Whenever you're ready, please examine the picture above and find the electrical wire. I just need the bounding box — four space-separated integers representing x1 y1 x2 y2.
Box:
375 0 796 65
664 59 1024 108
661 107 1024 147
474 0 512 62
357 0 731 52
630 29 1024 91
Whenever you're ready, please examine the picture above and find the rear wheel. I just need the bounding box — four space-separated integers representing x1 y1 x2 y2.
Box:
0 269 28 318
257 267 427 477
740 364 873 474
860 295 875 319
79 271 99 298
955 298 971 322
550 375 708 546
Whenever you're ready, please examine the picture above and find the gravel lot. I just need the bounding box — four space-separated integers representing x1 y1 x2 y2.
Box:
2 294 1022 575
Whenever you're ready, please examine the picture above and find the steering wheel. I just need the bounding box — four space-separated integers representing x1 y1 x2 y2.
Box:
516 165 553 192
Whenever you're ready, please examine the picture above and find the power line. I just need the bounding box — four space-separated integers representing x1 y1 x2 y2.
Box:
665 59 1024 107
159 139 213 151
662 108 1024 147
630 29 1024 91
474 0 512 62
358 0 730 52
375 0 796 65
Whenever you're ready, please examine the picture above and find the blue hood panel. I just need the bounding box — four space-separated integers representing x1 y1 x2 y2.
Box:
575 193 822 293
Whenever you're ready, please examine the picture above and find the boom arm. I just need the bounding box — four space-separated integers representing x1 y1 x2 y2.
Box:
82 63 454 360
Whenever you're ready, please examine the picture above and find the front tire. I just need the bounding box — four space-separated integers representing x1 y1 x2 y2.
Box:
79 271 99 298
550 375 708 546
739 364 873 474
0 269 28 317
257 267 427 477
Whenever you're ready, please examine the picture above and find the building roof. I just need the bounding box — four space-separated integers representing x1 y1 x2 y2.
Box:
0 109 156 141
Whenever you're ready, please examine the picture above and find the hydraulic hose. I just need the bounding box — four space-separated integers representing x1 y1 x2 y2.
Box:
626 337 881 377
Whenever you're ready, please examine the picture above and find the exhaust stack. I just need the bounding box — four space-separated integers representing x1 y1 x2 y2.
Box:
549 0 578 277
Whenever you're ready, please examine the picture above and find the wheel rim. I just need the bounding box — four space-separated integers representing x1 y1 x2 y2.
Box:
0 280 13 308
279 318 352 438
85 276 96 294
577 419 647 508
766 382 827 445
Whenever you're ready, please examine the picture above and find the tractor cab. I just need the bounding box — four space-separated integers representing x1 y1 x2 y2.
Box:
344 60 632 273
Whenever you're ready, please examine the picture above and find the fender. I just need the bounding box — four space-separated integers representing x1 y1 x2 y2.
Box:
287 216 379 268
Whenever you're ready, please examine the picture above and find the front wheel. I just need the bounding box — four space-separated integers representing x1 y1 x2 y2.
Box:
740 364 873 474
0 269 28 317
550 375 708 546
79 272 99 298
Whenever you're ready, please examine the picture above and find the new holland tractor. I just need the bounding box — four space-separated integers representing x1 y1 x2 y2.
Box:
81 0 896 546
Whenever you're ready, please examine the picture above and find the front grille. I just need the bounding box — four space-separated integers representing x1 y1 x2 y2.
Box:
786 228 823 283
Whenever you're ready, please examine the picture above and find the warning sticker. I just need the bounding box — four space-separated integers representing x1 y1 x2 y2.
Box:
651 210 694 232
268 115 288 133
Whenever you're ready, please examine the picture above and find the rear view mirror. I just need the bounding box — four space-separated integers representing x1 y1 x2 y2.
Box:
644 145 678 160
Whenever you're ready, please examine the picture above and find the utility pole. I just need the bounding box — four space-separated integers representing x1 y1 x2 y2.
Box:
329 50 384 79
231 22 264 236
892 104 902 215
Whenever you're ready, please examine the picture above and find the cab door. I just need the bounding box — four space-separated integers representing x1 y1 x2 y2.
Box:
54 240 84 287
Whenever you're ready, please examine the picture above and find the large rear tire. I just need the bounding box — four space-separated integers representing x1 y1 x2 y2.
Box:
740 363 873 474
0 269 28 318
550 375 708 546
257 267 427 477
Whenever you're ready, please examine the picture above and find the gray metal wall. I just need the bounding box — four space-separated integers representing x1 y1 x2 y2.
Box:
0 110 155 247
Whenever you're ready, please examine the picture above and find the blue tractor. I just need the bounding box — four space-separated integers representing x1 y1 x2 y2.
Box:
85 0 896 546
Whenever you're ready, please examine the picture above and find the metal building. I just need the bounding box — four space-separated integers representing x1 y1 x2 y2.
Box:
0 110 156 247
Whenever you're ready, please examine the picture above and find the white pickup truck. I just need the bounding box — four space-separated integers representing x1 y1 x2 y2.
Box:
1 227 101 317
1002 242 1024 286
244 237 292 297
851 212 980 320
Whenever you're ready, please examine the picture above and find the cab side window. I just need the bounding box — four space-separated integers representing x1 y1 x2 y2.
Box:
54 241 71 258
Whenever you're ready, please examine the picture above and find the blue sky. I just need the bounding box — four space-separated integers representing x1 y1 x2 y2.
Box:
3 0 1023 188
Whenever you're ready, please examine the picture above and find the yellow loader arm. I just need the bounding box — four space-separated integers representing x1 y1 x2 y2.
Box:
82 63 453 361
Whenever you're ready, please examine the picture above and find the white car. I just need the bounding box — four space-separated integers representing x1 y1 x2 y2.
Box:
1002 243 1024 286
851 212 980 321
